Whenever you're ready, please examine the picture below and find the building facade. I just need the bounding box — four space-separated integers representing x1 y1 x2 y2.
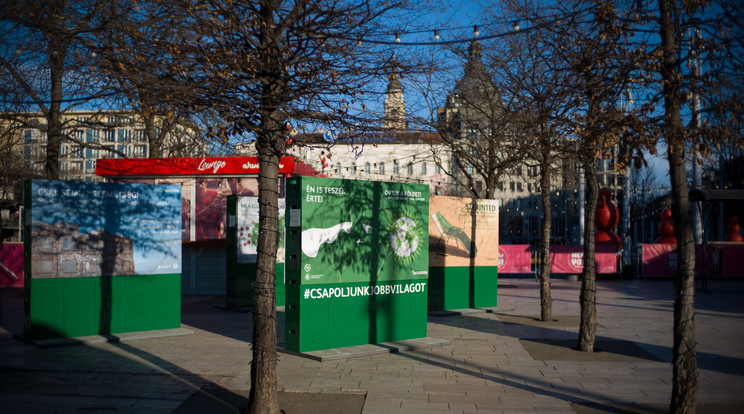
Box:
15 110 203 183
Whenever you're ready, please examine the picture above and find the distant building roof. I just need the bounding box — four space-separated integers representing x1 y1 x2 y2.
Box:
295 131 441 146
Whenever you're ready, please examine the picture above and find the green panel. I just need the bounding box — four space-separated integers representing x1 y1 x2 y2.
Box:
124 275 156 332
473 266 498 308
153 274 181 329
428 266 498 311
287 280 428 352
109 276 128 333
62 277 100 337
26 278 65 339
25 274 181 340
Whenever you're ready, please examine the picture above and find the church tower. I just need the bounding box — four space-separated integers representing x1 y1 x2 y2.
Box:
384 64 406 131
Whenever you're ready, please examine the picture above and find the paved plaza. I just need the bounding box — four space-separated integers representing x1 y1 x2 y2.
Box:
1 278 743 413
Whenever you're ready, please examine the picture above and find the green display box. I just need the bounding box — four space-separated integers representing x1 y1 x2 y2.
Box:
225 195 286 308
284 177 430 352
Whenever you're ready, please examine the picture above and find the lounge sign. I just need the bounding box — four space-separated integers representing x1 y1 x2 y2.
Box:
96 156 295 176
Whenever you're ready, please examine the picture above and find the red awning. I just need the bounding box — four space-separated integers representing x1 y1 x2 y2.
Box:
95 156 295 177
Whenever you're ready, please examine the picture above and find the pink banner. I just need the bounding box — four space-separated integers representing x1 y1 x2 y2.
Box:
0 243 24 287
721 245 744 277
498 245 531 273
549 245 618 274
642 244 744 277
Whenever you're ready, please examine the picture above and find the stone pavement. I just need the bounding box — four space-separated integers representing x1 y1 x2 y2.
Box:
1 278 744 413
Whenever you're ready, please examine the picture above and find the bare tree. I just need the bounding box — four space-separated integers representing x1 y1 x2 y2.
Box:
157 1 410 412
0 0 117 179
90 0 221 158
496 4 582 322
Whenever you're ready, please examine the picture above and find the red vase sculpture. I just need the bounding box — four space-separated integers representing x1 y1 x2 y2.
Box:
655 208 677 244
595 188 621 245
725 217 744 242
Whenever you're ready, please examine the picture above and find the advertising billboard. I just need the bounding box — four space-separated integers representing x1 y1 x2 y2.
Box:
285 176 430 352
427 195 499 310
292 177 429 284
429 196 500 267
24 180 183 340
29 180 181 277
236 196 286 264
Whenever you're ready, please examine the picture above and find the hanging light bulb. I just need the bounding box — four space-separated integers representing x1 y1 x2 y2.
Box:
433 30 440 41
15 48 21 56
513 21 520 31
395 32 401 43
473 25 479 38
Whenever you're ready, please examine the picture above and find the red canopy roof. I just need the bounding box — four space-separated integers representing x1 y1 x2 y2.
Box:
95 156 296 177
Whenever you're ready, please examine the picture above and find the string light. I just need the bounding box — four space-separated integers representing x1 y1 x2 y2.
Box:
433 30 440 41
513 21 520 31
394 32 401 43
473 25 479 38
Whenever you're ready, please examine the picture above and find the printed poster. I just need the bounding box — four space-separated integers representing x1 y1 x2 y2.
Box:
29 180 182 278
295 177 429 284
236 196 286 263
428 195 500 267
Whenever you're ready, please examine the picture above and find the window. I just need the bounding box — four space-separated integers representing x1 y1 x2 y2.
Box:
336 164 342 175
407 163 413 175
86 129 99 143
421 163 427 175
365 162 371 174
62 260 77 273
24 130 33 143
467 164 474 174
117 129 131 143
517 182 523 192
116 145 130 158
86 160 97 172
393 161 399 175
134 145 147 157
38 237 54 251
71 145 83 158
510 182 515 192
498 182 504 191
62 237 77 250
379 162 385 175
351 162 357 174
104 130 115 143
38 260 54 273
86 148 99 158
134 129 147 142
70 161 83 172
435 164 441 174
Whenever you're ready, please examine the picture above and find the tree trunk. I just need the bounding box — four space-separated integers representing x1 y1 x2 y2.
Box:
45 37 64 180
248 2 282 412
577 157 598 352
659 0 698 411
539 155 552 322
248 116 281 414
144 111 163 158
